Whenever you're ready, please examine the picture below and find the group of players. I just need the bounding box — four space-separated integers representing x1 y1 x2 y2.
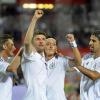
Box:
0 10 100 100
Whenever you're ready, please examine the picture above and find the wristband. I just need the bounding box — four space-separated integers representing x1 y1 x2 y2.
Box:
70 41 77 48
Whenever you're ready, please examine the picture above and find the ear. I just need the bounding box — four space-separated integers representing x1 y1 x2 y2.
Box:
55 49 58 54
3 44 7 49
55 47 58 53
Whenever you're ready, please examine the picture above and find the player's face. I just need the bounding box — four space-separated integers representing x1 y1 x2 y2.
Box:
33 35 46 52
4 39 16 56
45 38 57 56
89 35 100 54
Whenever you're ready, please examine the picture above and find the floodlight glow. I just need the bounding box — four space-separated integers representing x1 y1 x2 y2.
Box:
37 4 44 9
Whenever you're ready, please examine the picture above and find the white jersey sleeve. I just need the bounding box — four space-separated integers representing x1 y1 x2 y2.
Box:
81 53 92 66
94 58 100 73
0 58 9 73
22 50 36 61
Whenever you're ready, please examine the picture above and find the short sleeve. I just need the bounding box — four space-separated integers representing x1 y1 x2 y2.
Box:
22 50 35 61
81 53 92 66
0 60 9 73
23 50 33 57
94 58 100 73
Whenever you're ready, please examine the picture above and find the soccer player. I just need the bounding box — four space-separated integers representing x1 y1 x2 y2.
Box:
67 32 100 100
21 10 47 100
44 36 80 100
0 34 22 100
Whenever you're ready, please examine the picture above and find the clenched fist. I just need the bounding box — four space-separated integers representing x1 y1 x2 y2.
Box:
66 33 75 43
34 10 44 19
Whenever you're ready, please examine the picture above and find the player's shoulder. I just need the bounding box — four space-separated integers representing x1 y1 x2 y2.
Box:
82 53 93 60
0 57 4 62
56 56 69 62
57 55 65 59
95 56 100 62
0 57 5 65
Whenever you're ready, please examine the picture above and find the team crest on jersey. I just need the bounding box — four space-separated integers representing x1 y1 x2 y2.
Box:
49 62 56 69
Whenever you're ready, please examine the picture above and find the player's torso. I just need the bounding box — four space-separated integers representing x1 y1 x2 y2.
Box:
80 54 100 100
21 52 47 85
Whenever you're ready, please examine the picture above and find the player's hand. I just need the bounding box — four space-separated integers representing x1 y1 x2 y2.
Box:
34 10 44 19
66 33 75 42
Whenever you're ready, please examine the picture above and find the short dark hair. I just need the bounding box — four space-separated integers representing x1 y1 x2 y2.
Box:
92 30 100 40
33 31 48 38
0 34 13 50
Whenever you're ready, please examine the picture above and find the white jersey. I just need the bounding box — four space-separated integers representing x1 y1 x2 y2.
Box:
0 57 12 100
46 56 69 100
80 53 100 100
21 51 47 100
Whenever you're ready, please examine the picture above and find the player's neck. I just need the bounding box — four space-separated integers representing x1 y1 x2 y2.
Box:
46 55 54 61
38 51 44 57
94 51 100 58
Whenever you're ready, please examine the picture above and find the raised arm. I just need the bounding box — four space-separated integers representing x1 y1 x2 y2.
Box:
6 47 23 73
66 33 82 66
24 10 44 54
66 34 100 81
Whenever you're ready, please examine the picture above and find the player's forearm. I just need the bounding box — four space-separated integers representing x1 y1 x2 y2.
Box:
10 56 21 68
7 48 22 72
66 34 82 66
6 56 21 72
77 66 100 81
72 47 82 66
24 16 38 45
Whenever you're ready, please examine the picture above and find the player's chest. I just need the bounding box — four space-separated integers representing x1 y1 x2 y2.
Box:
83 58 100 70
